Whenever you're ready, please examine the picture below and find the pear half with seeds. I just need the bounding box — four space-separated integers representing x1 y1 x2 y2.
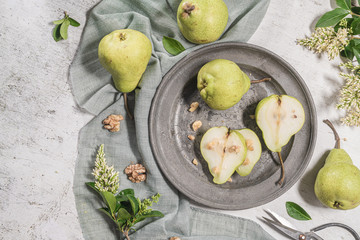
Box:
200 127 247 184
235 129 262 177
256 94 305 184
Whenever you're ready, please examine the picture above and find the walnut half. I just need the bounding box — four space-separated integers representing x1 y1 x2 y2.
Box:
192 120 202 131
124 163 146 183
103 114 124 132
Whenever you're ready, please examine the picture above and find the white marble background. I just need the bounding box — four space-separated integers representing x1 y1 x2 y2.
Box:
1 0 359 239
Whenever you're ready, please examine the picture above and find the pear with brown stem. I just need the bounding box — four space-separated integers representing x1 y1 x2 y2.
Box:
314 120 360 210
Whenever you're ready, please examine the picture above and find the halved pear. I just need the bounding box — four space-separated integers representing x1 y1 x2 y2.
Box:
255 94 305 184
235 129 262 176
200 127 247 184
255 95 305 152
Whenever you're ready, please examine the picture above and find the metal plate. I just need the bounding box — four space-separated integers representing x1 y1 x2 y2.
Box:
149 42 317 210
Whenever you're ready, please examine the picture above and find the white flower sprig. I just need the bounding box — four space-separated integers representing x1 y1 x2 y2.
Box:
337 62 360 126
297 20 351 60
92 144 119 193
298 16 360 127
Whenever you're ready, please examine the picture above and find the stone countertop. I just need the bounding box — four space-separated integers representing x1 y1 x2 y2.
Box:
1 0 359 239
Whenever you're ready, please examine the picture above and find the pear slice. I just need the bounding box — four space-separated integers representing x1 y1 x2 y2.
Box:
255 94 305 184
235 129 262 177
200 127 247 184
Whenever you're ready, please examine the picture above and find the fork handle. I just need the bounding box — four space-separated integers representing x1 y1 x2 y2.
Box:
311 223 360 240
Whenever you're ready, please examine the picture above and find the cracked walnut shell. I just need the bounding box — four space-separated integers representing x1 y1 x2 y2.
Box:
103 114 124 132
124 163 146 183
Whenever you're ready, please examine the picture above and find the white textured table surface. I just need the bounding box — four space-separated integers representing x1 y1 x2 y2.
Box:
1 0 360 239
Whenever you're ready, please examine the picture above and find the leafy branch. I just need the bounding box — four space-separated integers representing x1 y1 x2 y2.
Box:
298 0 360 126
52 11 80 42
86 145 164 239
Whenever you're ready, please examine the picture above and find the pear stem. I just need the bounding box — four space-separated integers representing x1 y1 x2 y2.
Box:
323 119 340 149
251 78 271 84
123 93 134 120
183 3 195 15
277 151 285 185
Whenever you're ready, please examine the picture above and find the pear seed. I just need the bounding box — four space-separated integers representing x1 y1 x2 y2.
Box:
212 166 220 174
246 139 254 151
206 139 218 150
243 158 250 166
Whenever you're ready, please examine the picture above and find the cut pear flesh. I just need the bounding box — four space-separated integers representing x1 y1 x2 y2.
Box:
235 129 262 176
200 127 247 184
255 95 305 152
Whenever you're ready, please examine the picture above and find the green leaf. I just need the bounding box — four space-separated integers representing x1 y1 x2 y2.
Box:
53 18 65 25
351 6 360 15
101 191 117 214
52 24 62 42
336 0 351 10
286 202 312 220
86 182 116 213
352 46 360 64
60 19 70 40
86 182 101 195
162 36 185 56
352 17 360 35
352 39 360 45
134 210 164 224
118 188 135 196
69 17 80 27
98 208 119 226
315 8 349 28
341 45 355 60
127 194 139 215
118 208 132 221
116 195 129 202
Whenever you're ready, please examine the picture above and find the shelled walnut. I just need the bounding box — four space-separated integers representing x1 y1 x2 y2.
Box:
103 114 124 132
124 163 146 183
188 102 199 112
192 120 202 131
187 135 195 141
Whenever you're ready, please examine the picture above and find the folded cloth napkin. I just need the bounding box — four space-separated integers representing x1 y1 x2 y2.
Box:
70 0 275 239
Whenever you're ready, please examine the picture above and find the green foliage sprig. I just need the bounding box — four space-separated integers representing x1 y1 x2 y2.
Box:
298 0 360 126
86 145 164 240
52 11 80 42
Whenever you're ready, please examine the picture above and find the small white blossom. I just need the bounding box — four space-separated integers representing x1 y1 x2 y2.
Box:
340 109 360 127
297 21 351 60
92 144 119 193
337 68 360 126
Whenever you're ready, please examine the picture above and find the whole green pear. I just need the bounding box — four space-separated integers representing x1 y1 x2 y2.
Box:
177 0 228 44
314 120 360 210
98 29 152 93
197 59 250 110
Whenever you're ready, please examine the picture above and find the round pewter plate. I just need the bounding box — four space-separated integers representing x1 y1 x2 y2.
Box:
149 42 317 210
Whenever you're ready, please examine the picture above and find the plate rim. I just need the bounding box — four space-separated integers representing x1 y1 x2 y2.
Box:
149 41 318 209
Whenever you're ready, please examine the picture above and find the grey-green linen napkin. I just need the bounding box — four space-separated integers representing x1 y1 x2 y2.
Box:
70 0 275 239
